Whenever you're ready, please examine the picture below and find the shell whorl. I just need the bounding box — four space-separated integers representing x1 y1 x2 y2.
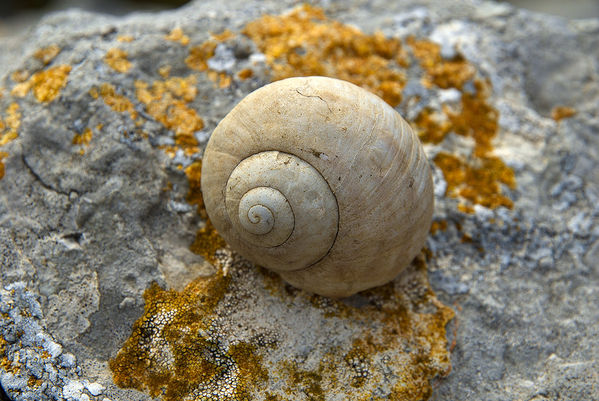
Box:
201 76 434 297
237 187 292 239
224 151 338 272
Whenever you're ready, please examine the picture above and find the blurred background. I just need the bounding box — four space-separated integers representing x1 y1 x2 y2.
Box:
0 0 599 39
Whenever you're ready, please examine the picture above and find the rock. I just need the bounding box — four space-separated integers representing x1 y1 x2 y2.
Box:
0 0 598 400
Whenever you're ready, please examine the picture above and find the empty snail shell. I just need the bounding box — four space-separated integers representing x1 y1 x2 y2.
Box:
201 76 433 297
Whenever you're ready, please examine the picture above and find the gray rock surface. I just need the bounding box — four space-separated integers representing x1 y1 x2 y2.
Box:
0 0 598 400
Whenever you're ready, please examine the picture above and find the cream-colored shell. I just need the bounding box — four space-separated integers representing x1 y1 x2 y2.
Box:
201 76 433 297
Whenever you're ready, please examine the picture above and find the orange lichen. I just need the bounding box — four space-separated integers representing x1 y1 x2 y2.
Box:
430 220 448 235
184 32 236 87
186 41 218 72
165 27 190 45
90 83 138 120
33 45 61 65
11 70 30 83
237 68 253 80
445 80 497 156
243 4 407 106
184 160 229 265
158 65 172 78
135 75 203 155
551 106 577 121
117 35 134 43
189 220 227 266
104 48 133 73
0 151 8 180
207 71 233 88
184 160 207 218
0 103 21 175
414 108 451 144
109 274 270 401
435 152 515 210
269 257 453 400
0 131 15 146
211 29 235 42
12 65 71 102
407 37 475 90
0 103 21 146
72 128 93 154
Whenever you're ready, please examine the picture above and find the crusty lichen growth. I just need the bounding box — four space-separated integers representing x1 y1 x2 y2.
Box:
104 48 133 73
185 30 237 88
110 274 270 401
184 160 229 265
112 252 453 400
0 152 7 180
12 65 71 102
244 5 407 106
33 45 61 65
551 106 577 121
89 83 138 120
184 161 207 218
435 152 515 210
72 128 94 155
0 103 20 146
165 27 190 46
135 75 203 155
0 103 21 180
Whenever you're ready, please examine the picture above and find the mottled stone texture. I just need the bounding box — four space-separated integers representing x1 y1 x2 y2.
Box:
0 0 598 400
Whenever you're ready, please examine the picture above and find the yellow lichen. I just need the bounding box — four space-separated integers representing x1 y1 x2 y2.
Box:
72 128 93 154
189 220 228 267
407 37 475 90
207 70 233 89
184 161 207 218
90 83 138 120
135 75 203 155
0 103 20 146
11 70 30 83
211 29 235 42
12 65 71 102
243 4 407 106
33 45 61 65
435 152 515 210
184 160 229 266
0 103 21 178
158 65 172 78
110 274 272 401
237 68 253 80
117 35 134 43
186 41 217 72
165 27 190 45
413 108 451 144
0 151 8 180
104 48 133 73
551 106 577 121
184 31 235 87
430 220 448 235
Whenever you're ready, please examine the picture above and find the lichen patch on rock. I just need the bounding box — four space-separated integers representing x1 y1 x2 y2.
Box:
104 48 133 73
11 65 71 102
111 255 453 400
0 103 20 180
135 75 204 156
165 27 190 46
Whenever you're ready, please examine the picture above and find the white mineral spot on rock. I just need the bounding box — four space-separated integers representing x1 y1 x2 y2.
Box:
84 381 104 396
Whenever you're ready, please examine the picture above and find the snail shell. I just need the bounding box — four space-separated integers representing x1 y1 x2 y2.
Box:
201 76 433 297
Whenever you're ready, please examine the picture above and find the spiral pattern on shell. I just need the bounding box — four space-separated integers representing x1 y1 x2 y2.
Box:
201 76 434 297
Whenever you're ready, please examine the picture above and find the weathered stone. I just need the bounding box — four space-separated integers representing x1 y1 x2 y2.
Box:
0 0 598 400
